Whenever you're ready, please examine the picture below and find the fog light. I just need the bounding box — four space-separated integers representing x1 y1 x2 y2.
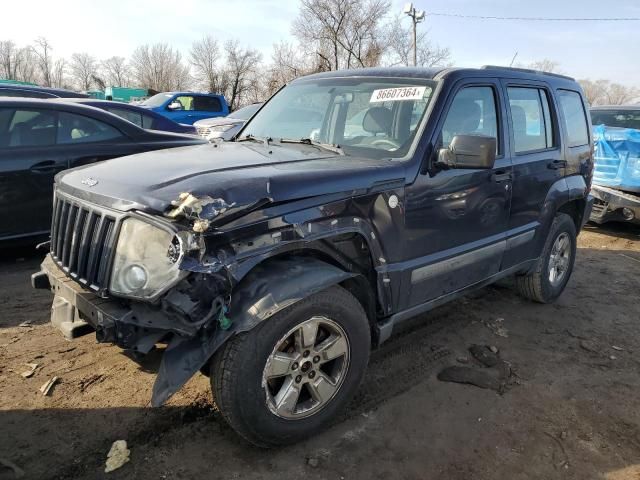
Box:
622 207 635 221
122 264 148 290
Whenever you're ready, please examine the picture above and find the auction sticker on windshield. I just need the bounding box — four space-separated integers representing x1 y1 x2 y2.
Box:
370 86 427 103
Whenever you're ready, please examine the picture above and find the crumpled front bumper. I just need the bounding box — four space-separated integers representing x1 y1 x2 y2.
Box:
31 254 233 406
31 254 129 341
589 185 640 224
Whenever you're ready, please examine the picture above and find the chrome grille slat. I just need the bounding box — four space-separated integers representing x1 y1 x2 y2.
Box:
55 201 70 259
85 216 105 286
50 191 121 294
61 205 78 267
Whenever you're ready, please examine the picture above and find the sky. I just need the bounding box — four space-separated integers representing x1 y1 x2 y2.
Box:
3 0 640 86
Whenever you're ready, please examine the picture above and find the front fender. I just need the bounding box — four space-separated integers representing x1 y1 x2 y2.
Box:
228 256 355 332
151 256 353 407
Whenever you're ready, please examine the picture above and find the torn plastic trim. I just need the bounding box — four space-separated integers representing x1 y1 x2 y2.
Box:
175 212 394 315
151 256 356 406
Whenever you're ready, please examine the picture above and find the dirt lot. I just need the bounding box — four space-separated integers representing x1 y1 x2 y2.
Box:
1 223 639 480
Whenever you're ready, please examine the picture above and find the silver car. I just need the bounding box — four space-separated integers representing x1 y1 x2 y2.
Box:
194 102 263 141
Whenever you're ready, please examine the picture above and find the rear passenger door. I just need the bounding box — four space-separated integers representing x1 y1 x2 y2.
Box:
500 81 564 268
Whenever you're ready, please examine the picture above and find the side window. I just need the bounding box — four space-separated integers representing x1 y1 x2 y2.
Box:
57 112 122 144
6 109 57 147
441 86 498 151
107 107 143 128
193 95 222 112
173 96 194 111
141 114 154 129
557 90 589 147
507 87 555 153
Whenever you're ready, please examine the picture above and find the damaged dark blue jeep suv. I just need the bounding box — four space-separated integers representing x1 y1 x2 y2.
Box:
32 66 594 446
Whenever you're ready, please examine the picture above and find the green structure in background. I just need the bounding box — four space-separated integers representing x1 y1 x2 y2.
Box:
87 90 106 100
105 86 149 103
0 79 38 86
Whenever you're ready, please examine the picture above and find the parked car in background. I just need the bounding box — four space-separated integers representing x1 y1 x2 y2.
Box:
32 66 593 446
0 98 205 244
0 84 88 99
194 102 263 140
139 92 229 125
589 105 640 224
51 98 197 134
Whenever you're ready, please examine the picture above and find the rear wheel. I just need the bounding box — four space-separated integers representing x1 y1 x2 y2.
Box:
210 285 370 447
516 212 577 303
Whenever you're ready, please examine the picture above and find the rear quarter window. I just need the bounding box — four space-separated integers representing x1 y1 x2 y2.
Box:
557 90 589 147
194 96 222 112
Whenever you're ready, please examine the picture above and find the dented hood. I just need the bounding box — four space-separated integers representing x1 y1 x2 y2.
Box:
56 141 406 221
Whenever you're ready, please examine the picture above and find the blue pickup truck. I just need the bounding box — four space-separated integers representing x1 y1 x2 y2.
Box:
139 92 229 125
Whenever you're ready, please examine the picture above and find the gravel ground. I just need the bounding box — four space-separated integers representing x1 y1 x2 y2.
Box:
1 222 639 480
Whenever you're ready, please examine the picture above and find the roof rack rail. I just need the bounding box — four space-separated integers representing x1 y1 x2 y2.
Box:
481 65 575 81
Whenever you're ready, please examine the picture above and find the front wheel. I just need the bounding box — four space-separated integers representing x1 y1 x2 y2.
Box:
515 212 577 303
210 285 370 447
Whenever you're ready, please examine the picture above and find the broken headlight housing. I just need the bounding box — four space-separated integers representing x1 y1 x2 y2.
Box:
109 217 186 300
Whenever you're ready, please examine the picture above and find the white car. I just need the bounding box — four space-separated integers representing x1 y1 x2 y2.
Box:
194 103 263 141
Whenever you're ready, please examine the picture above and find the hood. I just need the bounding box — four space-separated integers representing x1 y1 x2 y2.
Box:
194 117 243 127
56 141 406 222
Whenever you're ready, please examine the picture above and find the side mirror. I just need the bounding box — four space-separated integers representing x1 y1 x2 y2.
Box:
438 134 497 169
167 101 182 111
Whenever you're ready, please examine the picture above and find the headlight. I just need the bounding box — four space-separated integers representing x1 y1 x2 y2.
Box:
210 124 235 132
109 218 185 300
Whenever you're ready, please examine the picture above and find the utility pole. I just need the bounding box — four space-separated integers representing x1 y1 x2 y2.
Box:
403 3 425 66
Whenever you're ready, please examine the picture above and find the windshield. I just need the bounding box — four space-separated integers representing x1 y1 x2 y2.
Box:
591 109 640 130
141 93 173 108
240 77 436 158
228 103 262 120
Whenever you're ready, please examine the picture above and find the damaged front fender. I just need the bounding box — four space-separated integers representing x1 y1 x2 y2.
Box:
150 255 355 406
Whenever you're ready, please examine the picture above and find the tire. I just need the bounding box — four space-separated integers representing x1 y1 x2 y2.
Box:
515 212 577 303
210 285 370 447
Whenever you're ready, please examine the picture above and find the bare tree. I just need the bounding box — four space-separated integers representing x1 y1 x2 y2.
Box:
32 37 54 86
51 58 68 89
526 59 561 73
264 41 308 96
383 15 451 67
190 35 224 92
101 56 130 86
0 41 22 80
16 47 38 83
130 43 191 91
579 79 608 106
70 52 98 91
605 83 639 105
293 0 390 71
224 40 262 110
579 79 639 106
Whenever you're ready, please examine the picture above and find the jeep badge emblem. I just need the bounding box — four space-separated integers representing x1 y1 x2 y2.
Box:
388 194 399 209
81 177 98 187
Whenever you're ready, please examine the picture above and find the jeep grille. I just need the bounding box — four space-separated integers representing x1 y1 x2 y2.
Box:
50 191 121 294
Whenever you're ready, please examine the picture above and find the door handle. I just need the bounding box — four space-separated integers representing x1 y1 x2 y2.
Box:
548 159 568 170
491 170 512 183
30 161 59 174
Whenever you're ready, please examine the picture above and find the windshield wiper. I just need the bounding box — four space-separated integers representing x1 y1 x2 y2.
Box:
279 138 345 156
236 134 271 146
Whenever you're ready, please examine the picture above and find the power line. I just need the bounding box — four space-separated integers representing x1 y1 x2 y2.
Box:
428 13 640 21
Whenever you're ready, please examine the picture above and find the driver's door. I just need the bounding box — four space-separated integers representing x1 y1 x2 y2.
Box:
165 95 194 124
402 80 513 308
